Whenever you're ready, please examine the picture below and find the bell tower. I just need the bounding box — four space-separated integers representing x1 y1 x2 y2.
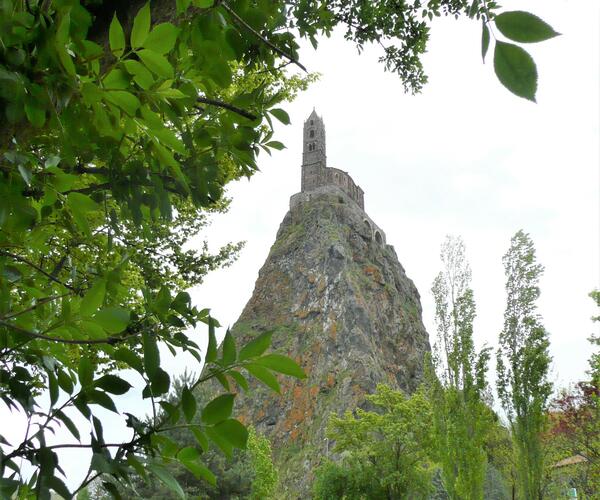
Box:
301 109 326 191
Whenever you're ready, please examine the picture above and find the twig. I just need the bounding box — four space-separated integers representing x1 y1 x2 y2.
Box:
0 293 72 320
196 97 257 120
0 320 135 345
0 251 77 292
220 2 307 72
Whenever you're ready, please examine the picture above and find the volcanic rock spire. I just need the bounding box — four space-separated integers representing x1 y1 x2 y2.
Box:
232 110 430 497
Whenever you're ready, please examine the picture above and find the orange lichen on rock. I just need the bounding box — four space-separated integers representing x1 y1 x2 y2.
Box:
328 321 337 341
364 265 384 284
294 309 310 319
290 428 300 441
327 373 336 388
283 383 319 433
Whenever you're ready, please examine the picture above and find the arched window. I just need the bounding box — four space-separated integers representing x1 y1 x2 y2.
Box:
310 120 314 125
309 130 315 138
364 219 371 234
375 231 383 244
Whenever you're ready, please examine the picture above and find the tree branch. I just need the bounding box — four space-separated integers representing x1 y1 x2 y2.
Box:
196 97 257 120
0 251 78 292
0 293 72 320
0 320 136 345
220 2 307 72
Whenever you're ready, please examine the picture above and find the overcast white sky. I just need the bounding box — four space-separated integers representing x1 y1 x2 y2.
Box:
3 0 598 490
196 0 599 391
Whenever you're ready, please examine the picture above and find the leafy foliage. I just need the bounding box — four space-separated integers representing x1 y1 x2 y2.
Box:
496 230 553 499
546 292 600 498
313 385 434 499
427 235 492 499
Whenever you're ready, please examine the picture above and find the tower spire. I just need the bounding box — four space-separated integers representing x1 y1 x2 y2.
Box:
302 109 326 169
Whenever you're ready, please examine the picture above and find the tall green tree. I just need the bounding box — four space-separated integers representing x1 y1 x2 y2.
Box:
427 235 492 499
313 385 434 500
496 230 552 500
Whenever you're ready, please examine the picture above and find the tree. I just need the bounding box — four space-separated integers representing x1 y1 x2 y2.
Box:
496 230 552 500
427 235 492 499
313 384 434 499
546 291 600 498
0 0 558 497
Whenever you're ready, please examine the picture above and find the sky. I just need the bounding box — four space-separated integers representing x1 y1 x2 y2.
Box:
3 0 599 490
196 0 599 391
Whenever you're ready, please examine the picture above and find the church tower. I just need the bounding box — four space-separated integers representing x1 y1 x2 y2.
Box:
301 109 326 191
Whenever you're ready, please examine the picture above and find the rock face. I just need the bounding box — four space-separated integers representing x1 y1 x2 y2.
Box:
232 190 430 497
230 110 430 497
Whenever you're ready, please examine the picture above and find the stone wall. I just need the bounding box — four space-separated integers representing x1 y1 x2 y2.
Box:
301 163 365 210
290 185 386 246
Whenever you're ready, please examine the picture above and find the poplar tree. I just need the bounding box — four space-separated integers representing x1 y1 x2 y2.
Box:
428 235 491 499
496 230 552 500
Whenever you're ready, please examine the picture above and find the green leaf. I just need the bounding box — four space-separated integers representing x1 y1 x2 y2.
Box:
238 331 272 361
194 0 214 7
181 385 197 422
104 90 140 116
56 410 80 441
24 99 45 127
2 266 22 283
89 389 118 413
138 49 174 78
66 192 99 236
176 0 192 15
131 2 151 49
78 356 93 387
206 317 218 363
114 348 144 373
147 463 185 499
48 371 59 406
245 363 280 393
494 41 537 102
191 427 209 451
47 476 71 500
80 278 106 316
495 11 560 43
144 23 179 54
482 22 490 63
94 374 132 395
205 426 233 457
57 369 74 394
214 419 248 448
150 367 170 395
201 393 235 424
254 353 306 379
181 459 216 485
109 14 125 57
270 108 290 125
177 446 200 462
103 69 130 89
153 127 186 155
18 164 32 185
266 141 285 150
221 329 236 365
229 370 249 391
93 307 130 334
122 60 154 89
143 332 160 378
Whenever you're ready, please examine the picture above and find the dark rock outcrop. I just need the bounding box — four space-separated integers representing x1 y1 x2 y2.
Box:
232 185 430 497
